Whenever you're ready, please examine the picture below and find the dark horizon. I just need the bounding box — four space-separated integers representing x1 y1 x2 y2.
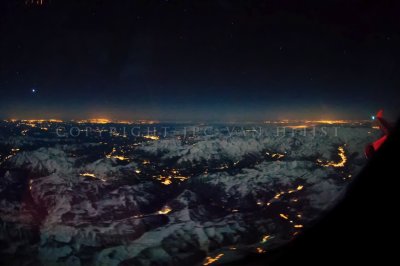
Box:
1 0 399 121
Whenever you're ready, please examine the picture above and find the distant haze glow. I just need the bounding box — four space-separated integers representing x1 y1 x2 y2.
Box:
2 103 381 122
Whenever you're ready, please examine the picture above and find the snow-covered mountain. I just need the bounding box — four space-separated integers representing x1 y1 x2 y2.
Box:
0 122 379 265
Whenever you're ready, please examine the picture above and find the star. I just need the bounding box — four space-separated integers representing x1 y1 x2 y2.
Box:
31 88 37 93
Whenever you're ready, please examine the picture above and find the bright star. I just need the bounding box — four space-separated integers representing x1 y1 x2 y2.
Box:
371 115 375 120
32 88 36 93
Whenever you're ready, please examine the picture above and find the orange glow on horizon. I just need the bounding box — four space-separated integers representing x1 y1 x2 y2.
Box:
264 119 360 125
286 125 310 129
82 118 111 124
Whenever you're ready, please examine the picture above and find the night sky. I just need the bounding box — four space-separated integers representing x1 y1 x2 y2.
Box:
1 0 399 121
